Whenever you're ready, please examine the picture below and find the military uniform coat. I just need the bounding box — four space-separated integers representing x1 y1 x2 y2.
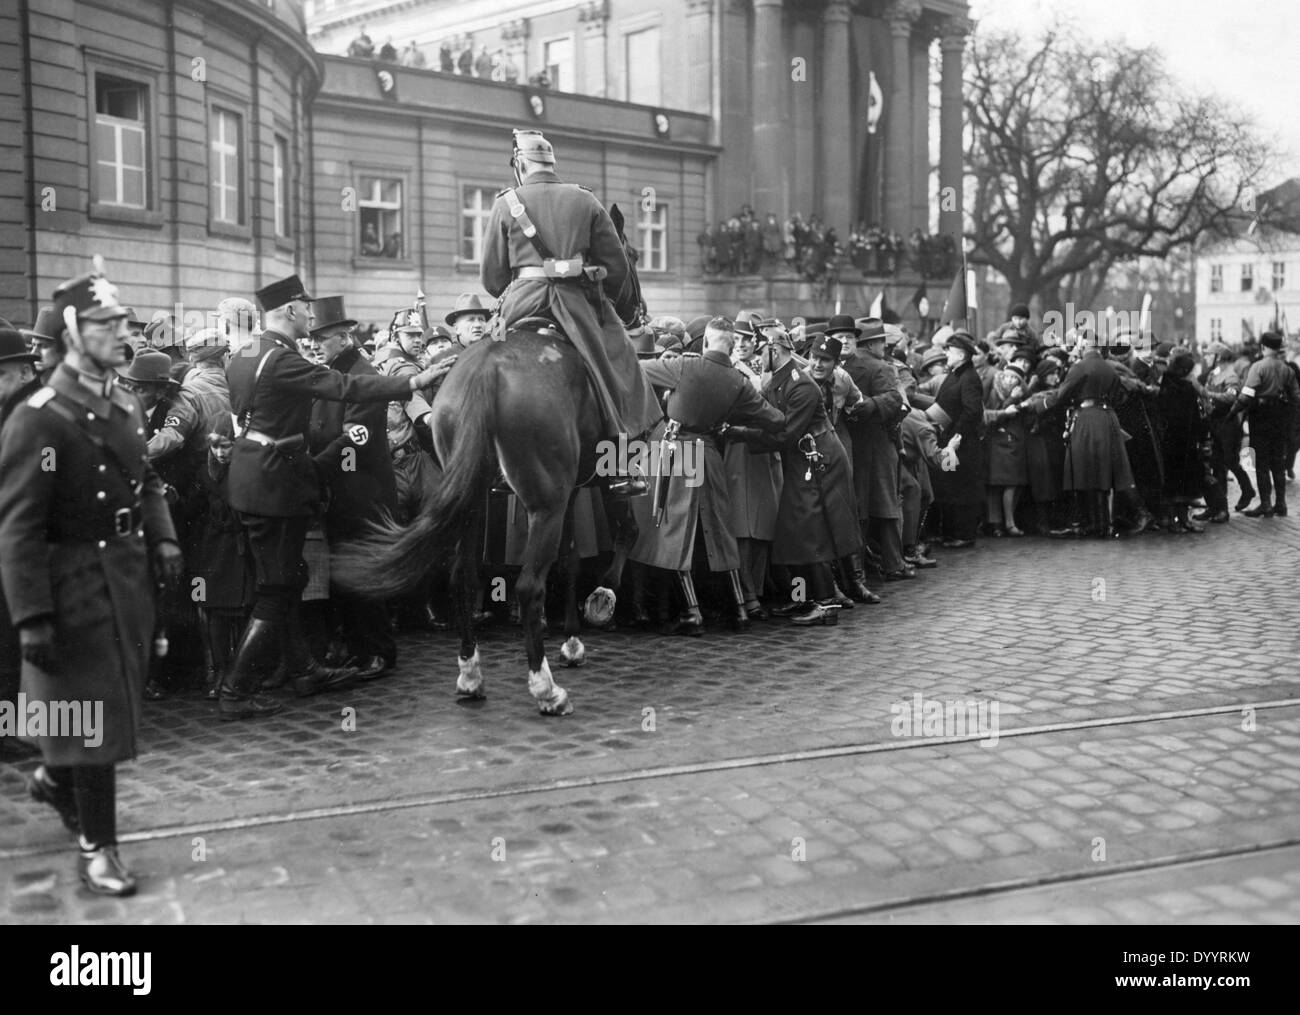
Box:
308 345 399 536
722 359 782 541
841 350 904 520
480 169 661 437
0 364 177 766
741 360 862 566
628 350 783 571
1040 351 1134 492
226 330 416 518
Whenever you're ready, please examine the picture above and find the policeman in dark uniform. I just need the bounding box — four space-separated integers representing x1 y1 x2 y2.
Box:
631 316 784 633
307 296 399 678
729 329 863 627
221 275 451 719
0 270 183 896
480 128 661 482
1229 330 1300 517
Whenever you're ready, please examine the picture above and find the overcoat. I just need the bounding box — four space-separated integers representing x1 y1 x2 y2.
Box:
931 361 986 506
0 364 177 765
841 349 903 519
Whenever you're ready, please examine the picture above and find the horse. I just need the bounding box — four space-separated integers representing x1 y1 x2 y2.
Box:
333 205 646 716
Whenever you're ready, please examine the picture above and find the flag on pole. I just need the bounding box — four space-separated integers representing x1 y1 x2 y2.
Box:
1138 292 1153 333
1242 318 1255 341
869 290 886 319
1273 299 1281 331
941 265 966 325
966 268 978 311
867 72 883 135
911 283 929 319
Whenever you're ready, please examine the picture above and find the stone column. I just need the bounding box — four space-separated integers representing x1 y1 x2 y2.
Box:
751 0 786 220
717 0 752 217
938 15 971 243
685 0 713 115
884 0 920 234
579 1 609 98
910 24 931 231
820 0 853 232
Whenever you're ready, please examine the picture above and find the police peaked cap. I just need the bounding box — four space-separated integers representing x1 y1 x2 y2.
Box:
256 274 313 312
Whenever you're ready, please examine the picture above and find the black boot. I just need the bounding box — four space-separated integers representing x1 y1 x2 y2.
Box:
725 570 750 631
842 554 882 604
629 564 653 628
218 619 284 720
670 571 704 636
284 607 358 697
1116 489 1153 536
828 563 854 609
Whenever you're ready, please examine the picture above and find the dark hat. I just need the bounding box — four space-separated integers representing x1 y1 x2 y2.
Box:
825 314 860 337
445 292 491 325
996 327 1027 347
1261 331 1284 350
53 272 128 324
1034 358 1062 382
121 306 147 331
20 305 63 345
1001 361 1027 380
1009 303 1030 319
631 327 657 358
512 128 555 164
1045 346 1071 364
427 324 455 343
255 274 312 313
120 349 178 385
0 327 40 365
309 296 357 335
859 319 887 344
945 330 979 359
685 315 711 343
803 321 828 338
1154 341 1174 359
809 335 843 362
655 332 684 354
767 325 794 350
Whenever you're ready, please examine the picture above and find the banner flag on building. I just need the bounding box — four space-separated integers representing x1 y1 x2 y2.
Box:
869 289 889 319
1242 318 1255 341
941 264 966 325
867 72 883 135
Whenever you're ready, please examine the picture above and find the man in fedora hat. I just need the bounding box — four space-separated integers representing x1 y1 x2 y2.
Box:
446 292 491 347
306 296 399 678
480 128 661 479
840 316 911 583
21 305 65 379
0 268 183 895
220 274 453 719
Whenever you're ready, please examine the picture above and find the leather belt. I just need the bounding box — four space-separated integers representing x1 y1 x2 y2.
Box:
240 429 278 446
1077 399 1110 410
514 263 583 280
51 505 142 543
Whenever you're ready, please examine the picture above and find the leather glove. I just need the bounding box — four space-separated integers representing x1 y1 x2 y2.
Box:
152 539 184 587
19 619 58 671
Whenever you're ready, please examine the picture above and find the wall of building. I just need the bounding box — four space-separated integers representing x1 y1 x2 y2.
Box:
1196 235 1300 345
1 0 320 326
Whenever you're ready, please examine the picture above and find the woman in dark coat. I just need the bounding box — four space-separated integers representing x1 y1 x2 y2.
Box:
1024 357 1068 533
931 331 986 547
983 361 1030 536
1158 347 1209 533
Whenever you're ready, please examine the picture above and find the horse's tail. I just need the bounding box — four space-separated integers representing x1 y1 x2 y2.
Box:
331 362 498 598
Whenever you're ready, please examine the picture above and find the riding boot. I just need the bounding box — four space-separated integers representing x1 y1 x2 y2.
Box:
829 561 854 609
725 569 750 631
842 554 881 604
284 604 357 697
671 571 704 636
218 618 284 720
1098 492 1115 539
1049 492 1084 538
1116 488 1154 535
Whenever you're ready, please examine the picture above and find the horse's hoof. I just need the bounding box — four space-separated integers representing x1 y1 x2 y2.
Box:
538 697 574 717
455 686 486 699
560 636 586 668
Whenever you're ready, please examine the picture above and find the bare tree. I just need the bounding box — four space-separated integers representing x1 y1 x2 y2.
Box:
965 25 1278 314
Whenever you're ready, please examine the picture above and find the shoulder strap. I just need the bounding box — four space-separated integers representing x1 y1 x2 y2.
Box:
504 188 556 261
238 346 282 438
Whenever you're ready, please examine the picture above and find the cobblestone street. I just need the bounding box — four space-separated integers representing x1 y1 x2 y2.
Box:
3 501 1299 924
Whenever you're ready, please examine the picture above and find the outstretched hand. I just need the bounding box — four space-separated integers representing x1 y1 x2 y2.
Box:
412 356 457 390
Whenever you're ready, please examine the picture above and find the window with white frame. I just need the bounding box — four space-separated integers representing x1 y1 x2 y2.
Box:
544 36 573 92
93 76 148 208
1209 264 1222 293
1273 261 1286 291
273 135 290 238
1210 318 1222 340
461 185 496 263
637 201 667 272
625 27 661 105
1240 263 1254 292
358 176 403 257
210 107 244 225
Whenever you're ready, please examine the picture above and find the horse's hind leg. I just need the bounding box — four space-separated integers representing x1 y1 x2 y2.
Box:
559 493 585 668
518 504 572 715
454 535 485 700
